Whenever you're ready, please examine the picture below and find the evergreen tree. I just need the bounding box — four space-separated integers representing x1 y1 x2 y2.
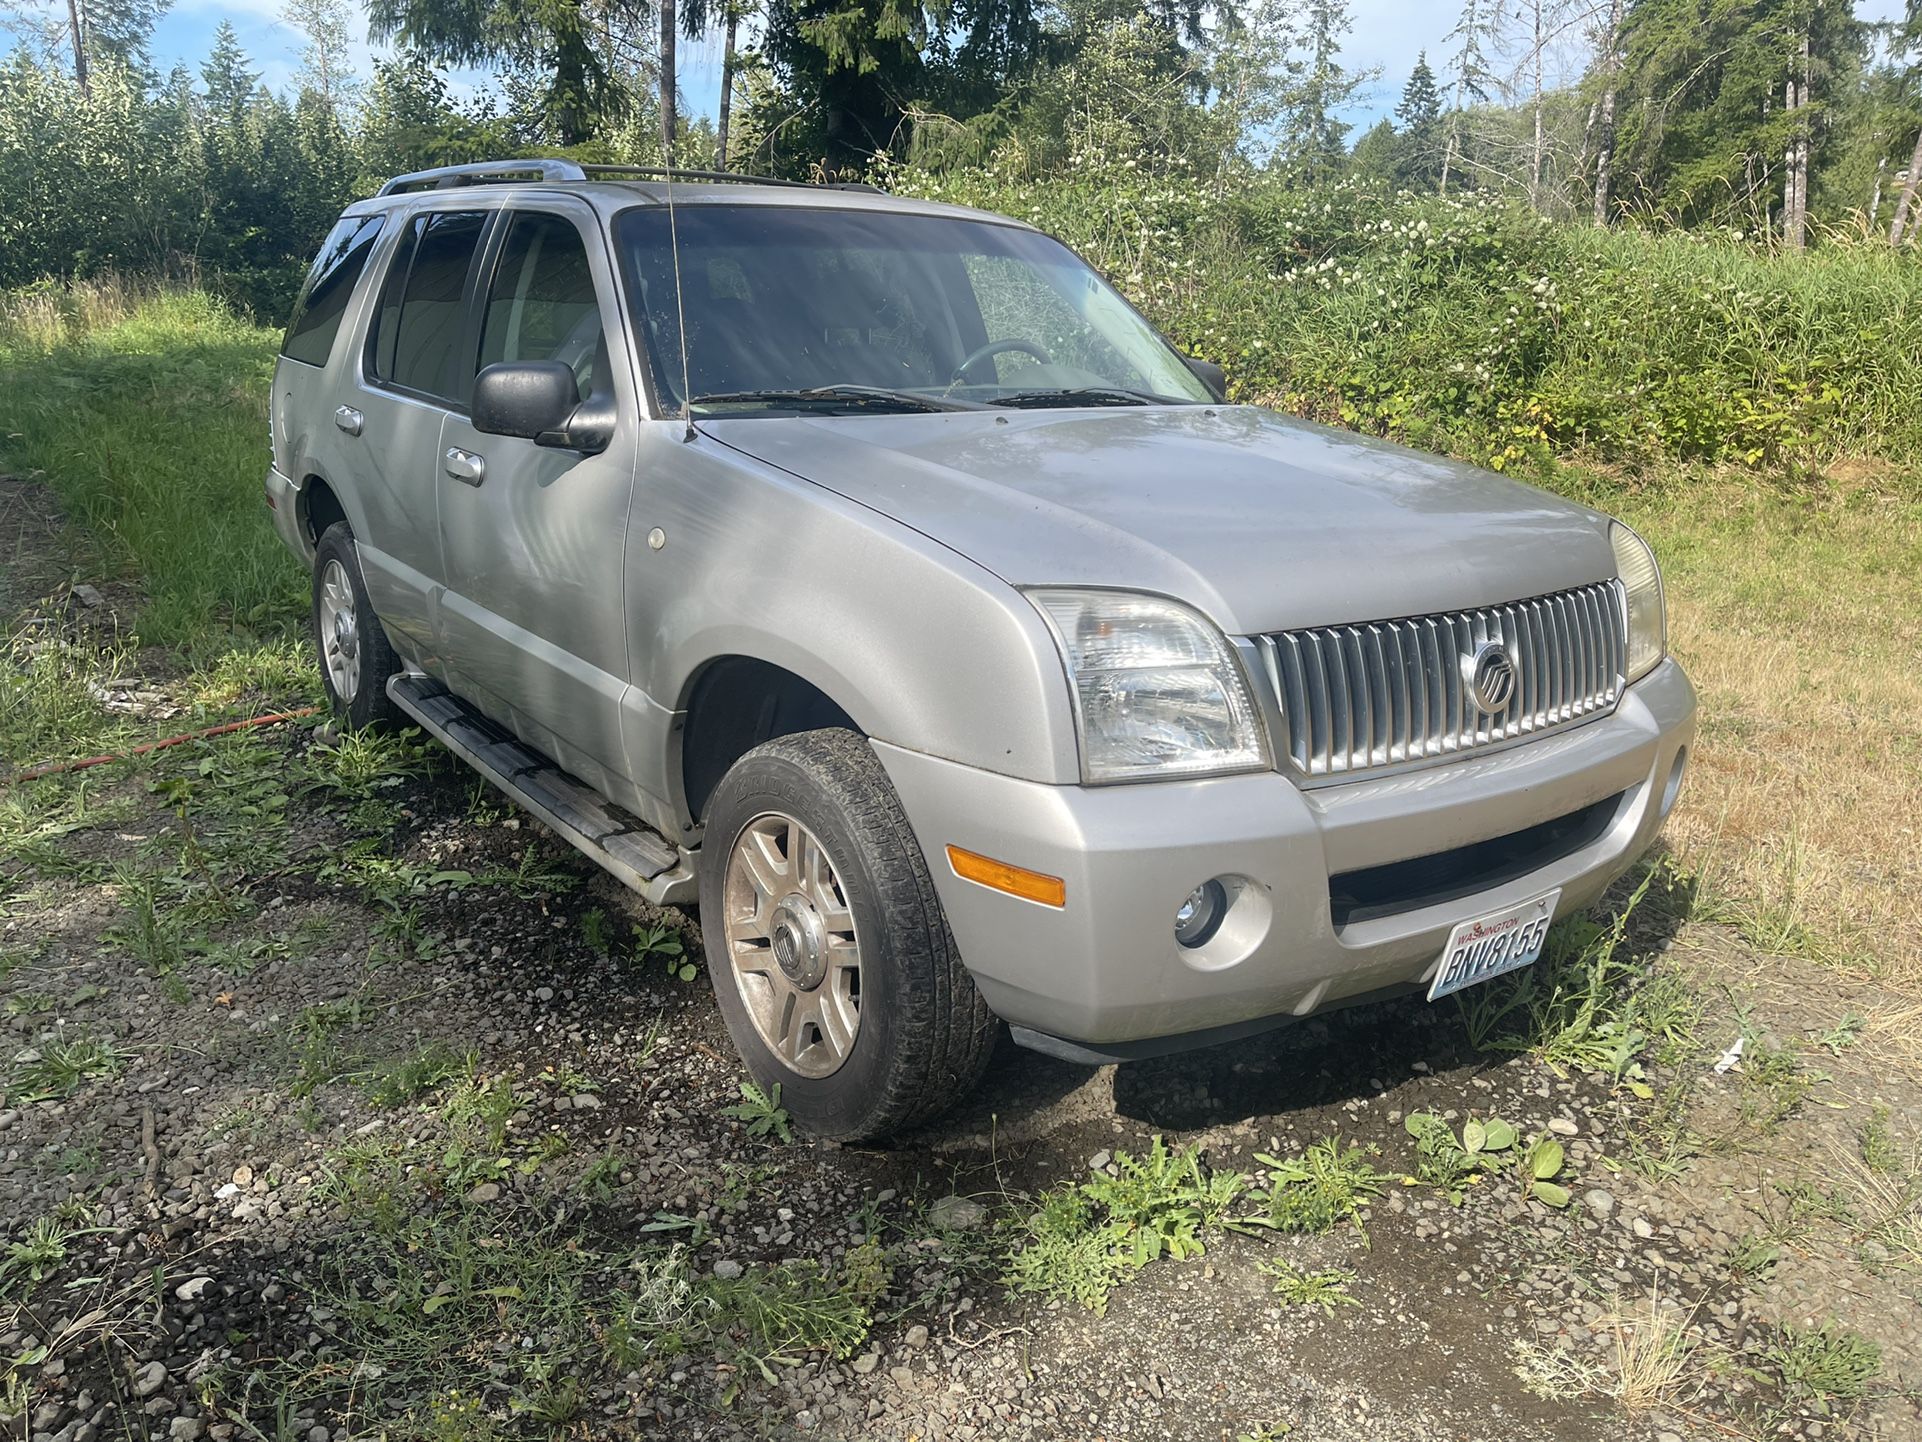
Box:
1395 50 1441 186
364 0 609 145
282 0 355 115
198 19 256 124
1274 0 1363 183
1439 0 1497 191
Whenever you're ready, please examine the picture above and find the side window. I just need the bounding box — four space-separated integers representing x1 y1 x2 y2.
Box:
282 214 384 367
367 209 488 401
478 211 606 398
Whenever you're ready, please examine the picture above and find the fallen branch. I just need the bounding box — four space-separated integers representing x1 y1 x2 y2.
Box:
5 706 320 785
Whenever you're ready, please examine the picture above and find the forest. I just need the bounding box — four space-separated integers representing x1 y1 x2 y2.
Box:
1 0 1918 325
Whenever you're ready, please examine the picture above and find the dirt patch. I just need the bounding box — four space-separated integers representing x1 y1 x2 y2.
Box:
3 489 1919 1442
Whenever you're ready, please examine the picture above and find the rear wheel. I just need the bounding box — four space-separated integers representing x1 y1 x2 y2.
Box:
698 729 997 1140
311 522 401 730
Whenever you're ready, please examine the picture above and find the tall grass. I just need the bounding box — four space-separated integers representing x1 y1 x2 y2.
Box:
0 281 302 646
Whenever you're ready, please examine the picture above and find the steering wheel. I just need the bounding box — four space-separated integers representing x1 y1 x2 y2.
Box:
952 337 1054 384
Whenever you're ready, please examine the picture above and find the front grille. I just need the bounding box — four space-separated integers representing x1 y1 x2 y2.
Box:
1253 580 1627 782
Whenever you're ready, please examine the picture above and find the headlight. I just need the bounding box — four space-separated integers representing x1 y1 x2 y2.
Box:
1029 589 1269 783
1610 520 1666 683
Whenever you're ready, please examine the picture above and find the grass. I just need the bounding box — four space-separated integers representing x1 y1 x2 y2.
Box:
0 285 301 646
1766 1321 1882 1403
1250 1137 1391 1236
1257 1260 1358 1314
1514 1292 1706 1413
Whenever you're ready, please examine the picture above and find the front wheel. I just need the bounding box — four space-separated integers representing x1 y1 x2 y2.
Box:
311 522 401 730
697 729 997 1140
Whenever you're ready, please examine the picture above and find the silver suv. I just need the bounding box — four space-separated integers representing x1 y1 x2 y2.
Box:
266 159 1695 1139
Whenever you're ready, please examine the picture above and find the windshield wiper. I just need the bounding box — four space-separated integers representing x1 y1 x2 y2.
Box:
988 386 1177 410
689 385 974 414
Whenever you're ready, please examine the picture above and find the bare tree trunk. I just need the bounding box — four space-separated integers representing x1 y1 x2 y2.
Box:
1592 0 1623 226
1891 126 1922 246
65 0 89 96
715 9 737 170
659 0 678 164
1791 33 1809 248
1869 155 1885 227
1529 0 1545 210
1440 119 1457 195
1783 72 1799 250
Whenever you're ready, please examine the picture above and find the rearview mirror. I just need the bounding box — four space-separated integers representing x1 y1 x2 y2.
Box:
1185 356 1227 402
472 361 606 451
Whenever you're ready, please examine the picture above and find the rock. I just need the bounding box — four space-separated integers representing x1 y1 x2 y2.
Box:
174 1277 213 1303
570 1094 602 1110
1582 1189 1615 1220
1088 1151 1111 1172
465 1182 501 1205
70 584 105 609
1632 1216 1655 1239
133 1361 168 1398
905 1324 930 1349
535 987 554 1002
928 1195 987 1230
851 1352 880 1375
169 1420 204 1441
1547 1118 1578 1136
712 1260 743 1281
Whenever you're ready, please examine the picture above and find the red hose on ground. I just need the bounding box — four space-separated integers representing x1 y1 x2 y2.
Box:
5 706 321 785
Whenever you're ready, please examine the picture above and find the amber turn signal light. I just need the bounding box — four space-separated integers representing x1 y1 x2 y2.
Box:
945 845 1066 909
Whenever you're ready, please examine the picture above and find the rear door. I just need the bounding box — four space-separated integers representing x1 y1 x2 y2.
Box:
435 200 641 799
346 205 492 655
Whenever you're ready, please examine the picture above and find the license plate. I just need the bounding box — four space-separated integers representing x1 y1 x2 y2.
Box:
1426 889 1561 1001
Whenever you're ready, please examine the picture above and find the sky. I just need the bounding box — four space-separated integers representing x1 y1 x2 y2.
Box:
75 0 1922 139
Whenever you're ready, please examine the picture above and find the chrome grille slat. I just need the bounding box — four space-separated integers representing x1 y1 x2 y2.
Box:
1257 581 1627 783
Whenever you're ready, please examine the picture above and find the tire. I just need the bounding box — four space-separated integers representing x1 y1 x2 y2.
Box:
698 729 998 1140
311 522 402 730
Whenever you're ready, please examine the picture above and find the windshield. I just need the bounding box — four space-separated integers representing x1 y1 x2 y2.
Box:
614 204 1214 414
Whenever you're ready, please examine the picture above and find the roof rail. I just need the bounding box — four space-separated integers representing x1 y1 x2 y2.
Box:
376 159 588 196
373 158 886 199
580 164 885 194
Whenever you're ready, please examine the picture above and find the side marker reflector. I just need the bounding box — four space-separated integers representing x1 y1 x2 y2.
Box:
946 845 1066 909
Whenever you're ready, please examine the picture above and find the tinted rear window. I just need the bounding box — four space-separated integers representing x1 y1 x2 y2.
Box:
282 214 384 367
368 210 488 401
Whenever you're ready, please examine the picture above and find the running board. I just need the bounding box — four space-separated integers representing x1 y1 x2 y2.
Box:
387 675 698 906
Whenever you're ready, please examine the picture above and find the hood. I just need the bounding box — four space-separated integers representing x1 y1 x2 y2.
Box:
701 405 1618 636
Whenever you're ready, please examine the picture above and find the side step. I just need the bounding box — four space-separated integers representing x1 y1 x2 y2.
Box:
387 675 698 907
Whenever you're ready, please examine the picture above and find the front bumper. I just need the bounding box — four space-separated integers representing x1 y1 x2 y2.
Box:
875 658 1695 1053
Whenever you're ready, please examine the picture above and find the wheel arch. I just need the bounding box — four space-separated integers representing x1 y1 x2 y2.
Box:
677 654 862 824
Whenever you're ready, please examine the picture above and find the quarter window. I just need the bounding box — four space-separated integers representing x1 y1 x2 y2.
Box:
282 214 384 368
368 209 488 401
478 211 606 398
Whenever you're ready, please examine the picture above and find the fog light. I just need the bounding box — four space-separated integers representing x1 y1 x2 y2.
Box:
1175 879 1229 948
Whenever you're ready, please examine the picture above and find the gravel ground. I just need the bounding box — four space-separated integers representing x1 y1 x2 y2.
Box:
4 482 1919 1442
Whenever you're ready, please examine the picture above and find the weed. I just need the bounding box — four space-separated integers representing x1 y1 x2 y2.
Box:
1257 1260 1357 1314
578 1150 629 1202
1006 1138 1243 1313
1815 1013 1865 1055
1403 1112 1517 1203
632 921 696 982
1251 1137 1390 1236
1237 1427 1294 1442
1720 1233 1781 1285
1767 1321 1880 1403
722 1080 793 1143
1518 1136 1573 1210
1 1215 75 1289
1735 1036 1824 1130
1858 1106 1900 1174
12 1037 126 1100
363 1041 473 1107
4 991 54 1017
579 906 614 955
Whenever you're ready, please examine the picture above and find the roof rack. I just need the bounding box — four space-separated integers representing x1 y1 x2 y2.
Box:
375 158 884 198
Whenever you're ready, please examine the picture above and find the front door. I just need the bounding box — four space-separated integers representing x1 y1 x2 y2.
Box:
435 201 641 802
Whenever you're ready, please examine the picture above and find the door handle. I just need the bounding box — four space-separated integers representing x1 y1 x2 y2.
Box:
333 405 363 437
444 447 486 486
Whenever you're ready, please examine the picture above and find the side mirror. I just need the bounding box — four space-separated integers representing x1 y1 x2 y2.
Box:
472 361 609 453
1185 356 1227 402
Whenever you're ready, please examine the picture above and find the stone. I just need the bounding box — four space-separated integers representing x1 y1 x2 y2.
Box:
928 1195 987 1231
174 1277 213 1303
905 1324 930 1349
712 1259 743 1281
133 1361 168 1398
851 1352 879 1376
465 1182 501 1205
1582 1189 1615 1220
570 1094 602 1110
1547 1118 1578 1136
169 1420 204 1442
